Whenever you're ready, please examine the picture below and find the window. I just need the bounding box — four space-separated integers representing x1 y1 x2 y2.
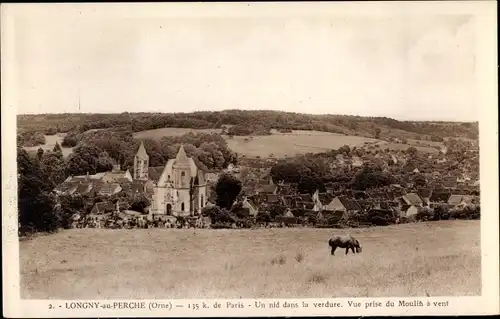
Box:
201 195 204 208
181 172 186 178
167 175 170 180
181 202 185 211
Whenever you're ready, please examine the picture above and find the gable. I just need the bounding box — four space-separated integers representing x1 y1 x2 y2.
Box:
157 159 175 185
326 197 345 210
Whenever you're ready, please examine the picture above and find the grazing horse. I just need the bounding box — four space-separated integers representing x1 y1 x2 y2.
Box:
328 235 362 255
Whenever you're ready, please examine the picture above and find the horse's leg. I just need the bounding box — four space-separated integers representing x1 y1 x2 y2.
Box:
331 246 336 255
345 247 349 255
351 246 356 254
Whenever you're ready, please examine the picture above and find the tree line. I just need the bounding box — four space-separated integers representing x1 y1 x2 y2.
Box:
17 110 479 147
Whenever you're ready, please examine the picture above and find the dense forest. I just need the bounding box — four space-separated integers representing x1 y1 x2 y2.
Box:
17 110 479 148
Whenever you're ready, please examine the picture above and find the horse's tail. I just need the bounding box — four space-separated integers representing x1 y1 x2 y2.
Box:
328 238 334 247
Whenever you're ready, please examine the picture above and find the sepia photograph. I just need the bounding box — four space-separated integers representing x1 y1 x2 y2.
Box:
2 1 498 317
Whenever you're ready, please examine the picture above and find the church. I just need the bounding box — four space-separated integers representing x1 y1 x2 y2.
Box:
133 141 208 217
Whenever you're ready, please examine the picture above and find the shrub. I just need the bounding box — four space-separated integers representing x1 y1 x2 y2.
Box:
295 252 304 263
415 208 434 222
271 255 286 265
308 272 328 284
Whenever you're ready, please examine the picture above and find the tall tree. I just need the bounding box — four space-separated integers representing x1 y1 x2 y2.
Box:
215 173 242 209
40 151 67 186
53 141 63 154
17 148 59 234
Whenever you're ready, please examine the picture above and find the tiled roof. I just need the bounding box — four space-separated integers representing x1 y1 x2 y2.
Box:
258 184 277 194
318 193 334 205
98 183 121 195
338 196 362 211
77 182 93 194
266 194 279 203
403 193 423 206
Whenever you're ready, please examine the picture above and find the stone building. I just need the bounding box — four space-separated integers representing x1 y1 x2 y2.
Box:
133 142 208 217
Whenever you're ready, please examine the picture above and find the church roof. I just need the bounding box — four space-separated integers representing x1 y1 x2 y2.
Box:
174 144 189 165
136 141 148 158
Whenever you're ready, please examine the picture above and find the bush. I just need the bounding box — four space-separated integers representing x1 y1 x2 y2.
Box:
61 133 80 147
415 208 434 222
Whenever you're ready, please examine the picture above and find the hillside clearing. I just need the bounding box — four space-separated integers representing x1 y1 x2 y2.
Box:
20 220 480 299
22 133 73 158
226 132 377 158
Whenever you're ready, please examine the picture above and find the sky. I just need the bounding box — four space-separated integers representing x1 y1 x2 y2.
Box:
7 3 482 121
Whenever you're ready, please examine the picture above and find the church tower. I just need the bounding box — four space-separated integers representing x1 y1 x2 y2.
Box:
173 144 191 214
133 141 149 180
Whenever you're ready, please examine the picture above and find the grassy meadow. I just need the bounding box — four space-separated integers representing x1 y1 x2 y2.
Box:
225 130 378 158
20 220 481 299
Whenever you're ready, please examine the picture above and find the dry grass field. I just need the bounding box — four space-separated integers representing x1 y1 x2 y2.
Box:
226 131 377 158
20 220 480 299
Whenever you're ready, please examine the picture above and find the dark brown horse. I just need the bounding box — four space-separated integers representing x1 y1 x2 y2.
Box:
328 235 362 255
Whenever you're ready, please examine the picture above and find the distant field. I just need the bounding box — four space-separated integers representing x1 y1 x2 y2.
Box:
226 131 377 158
131 127 442 157
20 220 480 299
133 127 223 139
22 133 73 158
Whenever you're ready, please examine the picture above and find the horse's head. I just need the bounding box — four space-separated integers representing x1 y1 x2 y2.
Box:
354 239 362 253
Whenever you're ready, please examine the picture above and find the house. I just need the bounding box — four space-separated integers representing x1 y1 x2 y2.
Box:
283 208 295 218
257 184 278 195
54 181 80 195
299 201 320 211
447 194 480 207
97 183 122 196
242 197 259 217
265 194 280 205
351 156 364 168
316 192 335 210
101 164 133 184
90 202 114 215
400 205 423 218
400 193 423 207
76 182 95 196
323 196 362 216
